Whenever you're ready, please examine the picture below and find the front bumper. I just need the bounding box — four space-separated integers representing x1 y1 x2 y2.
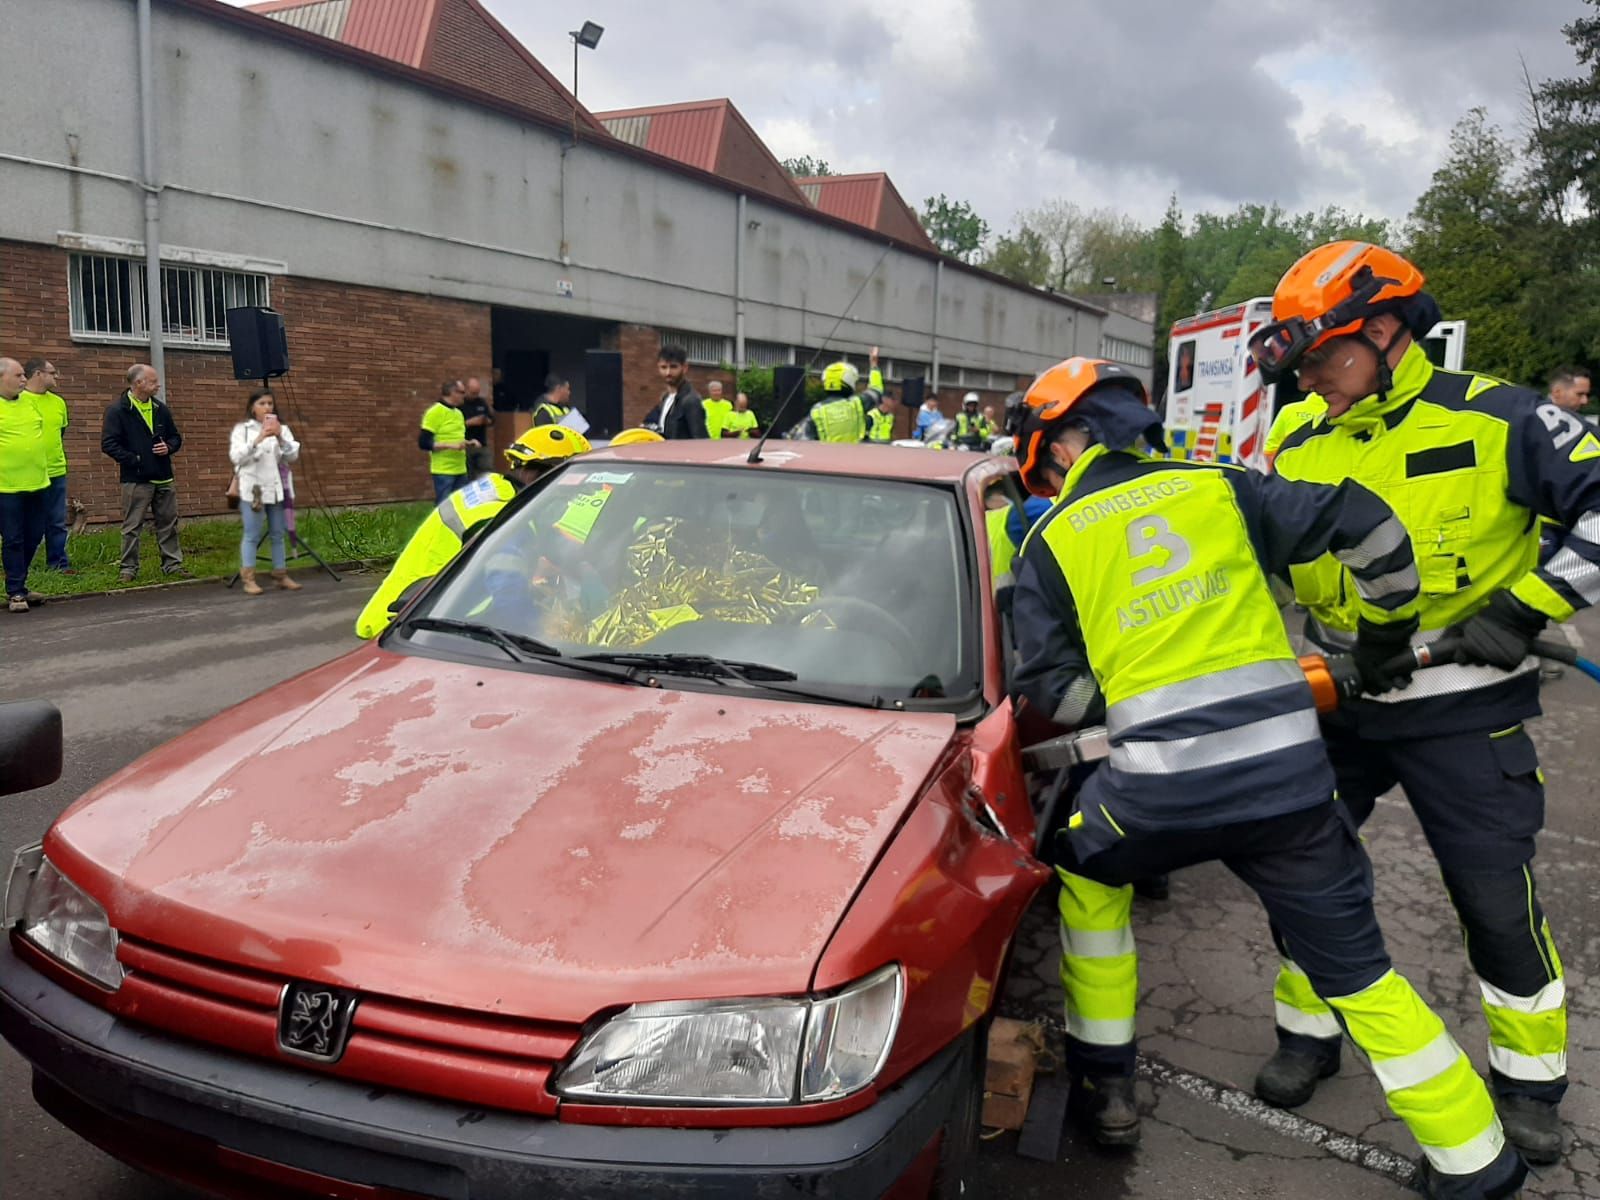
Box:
0 938 967 1199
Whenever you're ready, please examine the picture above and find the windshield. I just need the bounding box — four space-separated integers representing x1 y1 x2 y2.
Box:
405 463 977 705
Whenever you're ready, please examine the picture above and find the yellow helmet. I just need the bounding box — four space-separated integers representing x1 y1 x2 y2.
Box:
609 427 665 447
821 360 860 393
504 425 591 468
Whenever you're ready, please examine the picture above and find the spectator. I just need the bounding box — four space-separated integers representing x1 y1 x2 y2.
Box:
1 357 50 612
702 380 733 438
983 404 998 430
1548 365 1593 427
102 363 187 582
230 389 302 596
461 376 494 476
723 392 759 439
532 375 574 426
914 393 942 441
20 357 73 573
645 345 707 439
491 366 513 413
419 379 476 503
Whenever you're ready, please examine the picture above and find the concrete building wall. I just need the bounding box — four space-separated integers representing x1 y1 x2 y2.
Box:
1 0 1106 380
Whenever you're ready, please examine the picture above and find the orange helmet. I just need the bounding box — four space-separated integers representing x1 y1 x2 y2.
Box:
1014 358 1148 496
1249 241 1425 377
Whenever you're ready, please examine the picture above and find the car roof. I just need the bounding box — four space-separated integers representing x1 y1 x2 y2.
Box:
584 439 1012 485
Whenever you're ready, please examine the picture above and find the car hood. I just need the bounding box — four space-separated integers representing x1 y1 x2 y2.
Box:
48 650 956 1023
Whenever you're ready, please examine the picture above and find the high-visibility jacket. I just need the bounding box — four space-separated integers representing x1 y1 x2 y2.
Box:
531 401 571 427
985 506 1018 595
702 397 733 438
865 406 895 443
1274 342 1600 736
808 394 867 443
1013 443 1418 843
955 411 994 445
356 474 517 638
1264 396 1326 465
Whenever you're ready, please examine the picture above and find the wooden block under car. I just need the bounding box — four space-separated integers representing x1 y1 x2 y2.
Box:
982 1017 1037 1130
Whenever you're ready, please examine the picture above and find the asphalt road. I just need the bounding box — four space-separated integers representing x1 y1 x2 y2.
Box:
1 577 1596 1198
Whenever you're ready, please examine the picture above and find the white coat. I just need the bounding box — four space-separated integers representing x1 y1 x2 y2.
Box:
229 419 301 506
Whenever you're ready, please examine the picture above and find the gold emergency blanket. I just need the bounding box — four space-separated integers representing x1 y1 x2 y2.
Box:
582 517 825 647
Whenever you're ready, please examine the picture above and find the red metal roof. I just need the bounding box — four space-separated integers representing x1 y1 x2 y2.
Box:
247 0 606 131
596 99 811 206
794 173 936 252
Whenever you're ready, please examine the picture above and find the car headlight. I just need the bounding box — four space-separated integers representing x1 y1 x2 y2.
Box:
556 964 903 1105
7 846 124 991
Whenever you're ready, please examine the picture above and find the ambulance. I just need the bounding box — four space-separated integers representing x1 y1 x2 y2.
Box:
1164 298 1466 471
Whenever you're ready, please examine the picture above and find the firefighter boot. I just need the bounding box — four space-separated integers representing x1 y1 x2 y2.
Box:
1068 1074 1140 1148
1254 1044 1340 1108
1495 1094 1562 1165
240 567 264 596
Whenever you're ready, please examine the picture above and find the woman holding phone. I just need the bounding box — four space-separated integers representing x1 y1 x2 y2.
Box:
229 389 301 596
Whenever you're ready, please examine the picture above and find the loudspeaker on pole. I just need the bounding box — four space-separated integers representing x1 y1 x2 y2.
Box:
225 307 291 380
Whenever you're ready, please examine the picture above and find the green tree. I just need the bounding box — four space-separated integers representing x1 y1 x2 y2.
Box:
1535 0 1600 215
1154 195 1196 339
1404 109 1549 381
982 224 1052 286
781 155 833 177
920 193 990 262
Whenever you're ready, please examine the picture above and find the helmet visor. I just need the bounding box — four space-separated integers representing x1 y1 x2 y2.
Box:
1247 318 1318 376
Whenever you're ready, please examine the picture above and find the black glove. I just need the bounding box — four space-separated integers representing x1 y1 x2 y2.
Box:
1452 590 1547 671
1353 615 1420 696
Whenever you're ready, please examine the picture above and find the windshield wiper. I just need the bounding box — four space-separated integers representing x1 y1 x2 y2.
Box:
402 618 638 684
574 651 887 709
574 651 798 682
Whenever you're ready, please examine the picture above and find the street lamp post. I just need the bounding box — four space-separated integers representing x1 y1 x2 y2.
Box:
569 20 604 101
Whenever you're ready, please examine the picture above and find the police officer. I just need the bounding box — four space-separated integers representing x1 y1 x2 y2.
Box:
953 391 994 449
802 353 890 443
1012 357 1525 1197
1249 243 1600 1166
355 426 600 638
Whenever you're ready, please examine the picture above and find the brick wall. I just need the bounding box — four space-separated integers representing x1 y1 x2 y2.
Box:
0 240 490 522
606 323 667 429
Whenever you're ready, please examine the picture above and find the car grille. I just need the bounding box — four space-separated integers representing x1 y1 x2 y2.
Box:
112 935 580 1116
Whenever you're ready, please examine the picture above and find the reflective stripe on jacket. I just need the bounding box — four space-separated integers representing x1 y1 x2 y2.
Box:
355 474 516 638
809 395 866 443
1274 342 1600 734
1013 444 1418 836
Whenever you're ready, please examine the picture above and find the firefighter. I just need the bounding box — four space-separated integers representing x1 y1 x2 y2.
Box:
1263 393 1326 469
1248 241 1600 1166
1011 357 1525 1196
953 391 994 449
354 426 599 639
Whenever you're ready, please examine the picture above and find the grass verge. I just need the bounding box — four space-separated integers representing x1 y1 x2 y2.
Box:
21 502 434 598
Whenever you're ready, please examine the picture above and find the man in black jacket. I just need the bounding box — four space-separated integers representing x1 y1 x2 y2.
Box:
102 363 187 581
644 345 707 439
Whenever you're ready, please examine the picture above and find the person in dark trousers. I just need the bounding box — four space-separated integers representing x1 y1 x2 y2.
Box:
461 376 494 477
0 357 50 611
101 363 187 582
644 345 707 439
20 358 73 573
1011 356 1526 1198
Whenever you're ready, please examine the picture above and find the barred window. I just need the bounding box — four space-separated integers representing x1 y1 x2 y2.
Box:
659 328 732 366
69 253 269 349
1100 334 1154 369
889 359 928 383
744 340 792 367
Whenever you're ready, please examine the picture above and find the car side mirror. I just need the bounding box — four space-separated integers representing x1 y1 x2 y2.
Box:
0 701 64 797
387 576 435 615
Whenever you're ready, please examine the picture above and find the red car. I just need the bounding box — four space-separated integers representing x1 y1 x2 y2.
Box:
2 441 1052 1199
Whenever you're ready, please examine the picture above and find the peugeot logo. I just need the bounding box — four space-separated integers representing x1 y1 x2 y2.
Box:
276 982 359 1063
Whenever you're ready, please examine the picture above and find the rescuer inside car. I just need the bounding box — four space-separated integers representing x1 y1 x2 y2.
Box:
1246 243 1600 1168
1010 357 1526 1198
355 425 639 639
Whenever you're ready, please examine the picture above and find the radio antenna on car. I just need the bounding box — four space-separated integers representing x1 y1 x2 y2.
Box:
748 240 896 465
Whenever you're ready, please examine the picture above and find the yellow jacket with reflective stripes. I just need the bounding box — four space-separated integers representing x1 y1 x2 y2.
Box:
355 474 517 639
1265 396 1326 462
1274 342 1600 732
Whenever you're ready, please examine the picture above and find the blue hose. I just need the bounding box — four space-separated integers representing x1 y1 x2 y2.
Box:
1575 656 1600 685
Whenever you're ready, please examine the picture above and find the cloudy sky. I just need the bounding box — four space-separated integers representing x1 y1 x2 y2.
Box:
237 0 1589 235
